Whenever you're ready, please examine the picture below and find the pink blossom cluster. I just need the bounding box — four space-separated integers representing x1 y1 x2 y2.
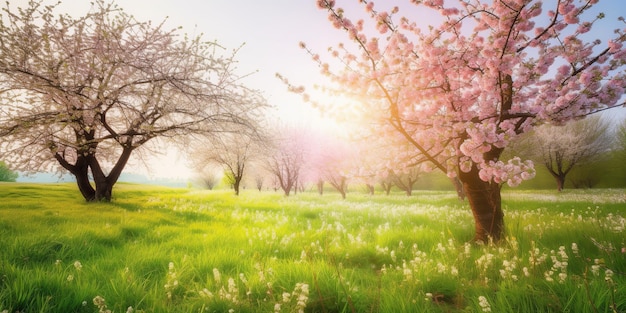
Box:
478 158 535 187
303 0 626 185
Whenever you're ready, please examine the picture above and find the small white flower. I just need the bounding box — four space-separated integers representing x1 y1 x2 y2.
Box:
478 296 492 312
450 266 459 276
282 292 291 303
605 269 614 283
591 264 601 276
213 268 221 284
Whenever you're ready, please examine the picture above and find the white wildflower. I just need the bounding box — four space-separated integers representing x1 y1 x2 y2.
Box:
213 268 222 284
450 266 459 276
478 296 492 312
282 292 291 303
605 269 614 284
199 288 213 298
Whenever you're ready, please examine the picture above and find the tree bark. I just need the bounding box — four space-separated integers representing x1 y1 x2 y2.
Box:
234 178 241 196
555 175 565 192
317 180 324 195
54 153 96 201
328 176 347 199
88 147 134 202
90 158 114 202
548 171 566 192
450 177 466 201
458 164 504 243
381 182 393 195
74 158 96 201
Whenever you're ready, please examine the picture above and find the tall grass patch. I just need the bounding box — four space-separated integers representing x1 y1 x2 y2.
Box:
0 183 624 312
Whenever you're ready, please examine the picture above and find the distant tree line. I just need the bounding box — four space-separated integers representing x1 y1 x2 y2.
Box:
191 114 625 196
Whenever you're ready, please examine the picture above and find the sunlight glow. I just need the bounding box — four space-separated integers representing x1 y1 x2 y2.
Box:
145 149 193 180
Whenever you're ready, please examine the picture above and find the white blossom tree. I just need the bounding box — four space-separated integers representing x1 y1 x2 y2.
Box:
265 126 310 196
0 0 265 201
191 132 264 195
515 115 613 191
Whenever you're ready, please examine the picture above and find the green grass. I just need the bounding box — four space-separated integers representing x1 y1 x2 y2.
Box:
0 182 624 313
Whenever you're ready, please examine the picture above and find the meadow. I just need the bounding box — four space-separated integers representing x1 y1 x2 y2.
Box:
0 183 624 313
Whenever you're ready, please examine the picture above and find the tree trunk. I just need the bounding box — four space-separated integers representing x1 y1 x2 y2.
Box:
75 171 96 201
94 179 113 201
54 152 96 201
91 163 114 202
556 176 565 192
366 184 375 195
458 164 504 243
317 180 324 195
339 188 347 199
234 179 241 196
329 177 347 199
450 177 466 201
381 182 392 195
88 147 134 202
552 174 566 192
74 159 96 201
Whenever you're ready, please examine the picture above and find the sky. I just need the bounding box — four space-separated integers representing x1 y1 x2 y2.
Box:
47 0 346 126
9 0 626 180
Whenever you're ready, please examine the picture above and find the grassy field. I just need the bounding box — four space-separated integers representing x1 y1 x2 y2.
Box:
0 183 624 313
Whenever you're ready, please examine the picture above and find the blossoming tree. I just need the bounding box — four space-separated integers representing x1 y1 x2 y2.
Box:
302 0 626 241
310 135 356 199
191 132 263 196
0 1 265 201
265 126 310 196
513 115 613 191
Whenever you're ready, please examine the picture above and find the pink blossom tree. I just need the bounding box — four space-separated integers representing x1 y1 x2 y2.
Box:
0 1 265 201
351 143 385 195
310 135 356 199
298 0 626 242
